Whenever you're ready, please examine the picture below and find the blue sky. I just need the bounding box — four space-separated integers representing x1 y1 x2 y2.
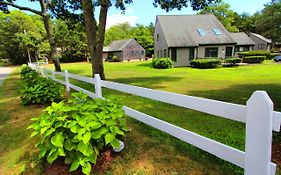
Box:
11 0 270 28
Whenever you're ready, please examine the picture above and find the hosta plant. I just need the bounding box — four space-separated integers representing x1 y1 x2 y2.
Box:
28 92 128 175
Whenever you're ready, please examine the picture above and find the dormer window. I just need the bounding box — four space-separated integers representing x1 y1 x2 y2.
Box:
212 28 222 35
197 29 206 36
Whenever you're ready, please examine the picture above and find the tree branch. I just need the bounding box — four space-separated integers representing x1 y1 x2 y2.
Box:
0 1 42 16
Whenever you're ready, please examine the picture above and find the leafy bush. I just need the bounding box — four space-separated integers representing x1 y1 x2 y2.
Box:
20 65 64 105
27 92 128 175
20 65 39 85
238 50 271 59
190 59 222 69
109 55 121 62
224 58 241 67
243 56 265 63
152 58 173 69
60 51 87 63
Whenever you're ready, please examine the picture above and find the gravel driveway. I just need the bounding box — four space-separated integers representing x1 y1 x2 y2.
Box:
0 67 13 86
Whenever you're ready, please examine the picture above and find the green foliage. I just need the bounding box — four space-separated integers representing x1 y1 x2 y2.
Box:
152 58 173 69
224 58 241 67
20 66 64 105
243 56 265 64
190 59 222 68
110 55 120 62
27 92 128 175
238 50 271 59
0 11 47 64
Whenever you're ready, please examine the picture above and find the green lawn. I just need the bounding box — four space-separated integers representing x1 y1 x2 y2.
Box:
46 60 281 174
1 61 280 174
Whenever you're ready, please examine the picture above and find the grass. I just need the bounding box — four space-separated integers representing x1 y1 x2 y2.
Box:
0 69 44 174
45 60 281 174
1 60 280 174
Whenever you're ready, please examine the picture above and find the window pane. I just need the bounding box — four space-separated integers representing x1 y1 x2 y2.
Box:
212 28 222 35
197 29 206 36
171 48 177 61
205 47 218 57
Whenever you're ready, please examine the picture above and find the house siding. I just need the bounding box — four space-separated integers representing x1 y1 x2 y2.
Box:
122 39 145 61
154 18 169 58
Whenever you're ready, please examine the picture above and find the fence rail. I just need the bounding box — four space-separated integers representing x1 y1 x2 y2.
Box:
28 63 281 175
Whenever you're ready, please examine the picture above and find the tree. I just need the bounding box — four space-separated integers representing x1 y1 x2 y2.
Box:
198 0 239 32
255 0 281 43
0 0 61 71
0 11 49 64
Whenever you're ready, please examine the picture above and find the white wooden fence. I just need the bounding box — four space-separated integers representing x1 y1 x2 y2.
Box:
29 63 281 175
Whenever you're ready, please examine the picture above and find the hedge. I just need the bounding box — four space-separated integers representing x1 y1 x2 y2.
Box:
190 59 222 69
243 56 265 63
238 50 271 59
152 58 173 69
224 58 241 67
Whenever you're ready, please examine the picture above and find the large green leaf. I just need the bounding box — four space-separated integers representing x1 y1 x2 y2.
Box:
69 160 80 172
86 121 102 129
111 139 121 150
77 142 93 156
91 126 108 139
47 150 59 164
82 132 91 144
82 162 91 175
105 133 115 145
51 133 64 147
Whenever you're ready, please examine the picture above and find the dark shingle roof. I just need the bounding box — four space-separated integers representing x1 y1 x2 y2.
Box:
230 32 255 46
106 39 134 52
157 14 236 47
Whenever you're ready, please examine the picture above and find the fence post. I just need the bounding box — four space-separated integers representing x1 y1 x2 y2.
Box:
94 74 102 98
51 70 55 80
65 70 70 93
245 91 274 175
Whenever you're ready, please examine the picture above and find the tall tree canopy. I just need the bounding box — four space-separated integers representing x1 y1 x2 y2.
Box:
0 11 49 64
255 0 281 43
0 0 62 71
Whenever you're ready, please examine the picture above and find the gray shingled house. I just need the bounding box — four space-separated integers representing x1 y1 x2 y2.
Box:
103 38 145 61
248 33 271 51
230 32 255 55
154 14 238 67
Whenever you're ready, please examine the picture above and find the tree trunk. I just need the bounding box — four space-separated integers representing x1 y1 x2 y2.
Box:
95 0 109 80
81 0 98 78
39 0 61 71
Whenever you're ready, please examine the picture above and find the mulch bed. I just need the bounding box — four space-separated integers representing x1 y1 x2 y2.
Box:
43 149 118 175
272 143 281 166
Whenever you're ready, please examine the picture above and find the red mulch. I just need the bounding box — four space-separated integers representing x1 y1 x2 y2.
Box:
43 150 118 175
272 143 281 166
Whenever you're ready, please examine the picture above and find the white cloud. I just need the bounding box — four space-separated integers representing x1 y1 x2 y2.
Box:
106 14 139 29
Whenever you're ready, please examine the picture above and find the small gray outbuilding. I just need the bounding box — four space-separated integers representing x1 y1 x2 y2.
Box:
103 38 145 61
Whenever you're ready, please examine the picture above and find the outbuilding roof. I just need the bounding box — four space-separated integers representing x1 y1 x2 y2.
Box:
156 14 236 47
105 39 134 52
250 33 272 44
230 32 255 46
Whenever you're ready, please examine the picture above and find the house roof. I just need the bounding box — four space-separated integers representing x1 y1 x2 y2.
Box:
250 33 272 44
105 39 134 52
230 32 255 46
156 14 236 47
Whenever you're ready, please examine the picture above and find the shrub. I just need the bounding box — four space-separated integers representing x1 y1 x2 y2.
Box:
27 92 128 175
190 59 222 69
238 50 271 59
20 66 64 105
152 58 173 69
110 55 121 62
243 56 265 64
224 58 241 67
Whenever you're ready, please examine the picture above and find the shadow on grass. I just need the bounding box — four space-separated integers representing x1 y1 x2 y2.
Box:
136 62 153 68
